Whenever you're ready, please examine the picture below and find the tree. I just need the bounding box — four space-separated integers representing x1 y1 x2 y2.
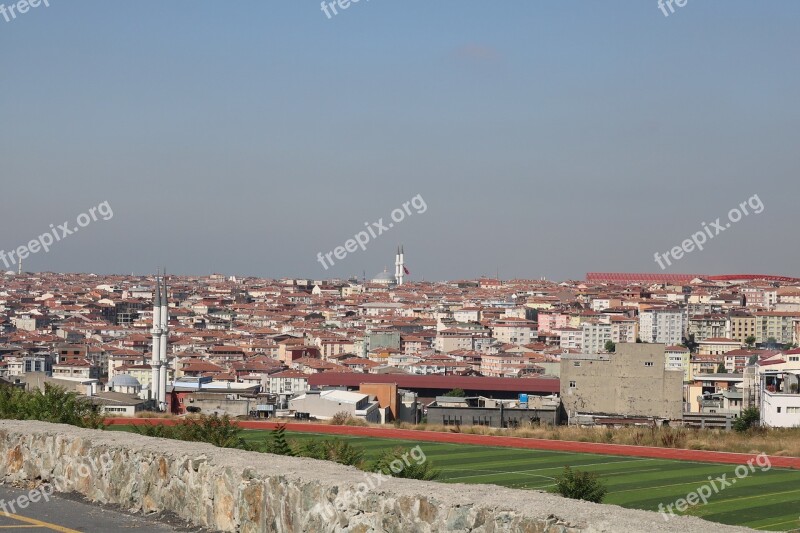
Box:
716 363 727 374
733 407 760 433
767 337 779 350
551 466 607 503
443 388 466 397
745 335 756 348
266 424 294 456
604 341 615 353
683 334 698 353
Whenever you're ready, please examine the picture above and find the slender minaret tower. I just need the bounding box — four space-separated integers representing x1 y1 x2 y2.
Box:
150 272 162 403
398 245 405 286
158 273 169 408
394 246 401 285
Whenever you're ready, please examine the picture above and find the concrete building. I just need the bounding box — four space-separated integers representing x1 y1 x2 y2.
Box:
555 327 581 351
609 316 638 344
581 321 612 354
426 395 562 428
560 343 683 421
639 307 684 345
289 389 381 423
698 338 741 356
728 311 757 346
754 312 800 345
759 370 800 427
664 345 690 382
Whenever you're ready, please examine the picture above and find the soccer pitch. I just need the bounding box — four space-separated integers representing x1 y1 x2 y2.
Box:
243 430 800 531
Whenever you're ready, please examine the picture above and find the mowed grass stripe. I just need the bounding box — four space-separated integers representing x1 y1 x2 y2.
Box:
611 466 800 498
699 497 800 529
246 429 800 531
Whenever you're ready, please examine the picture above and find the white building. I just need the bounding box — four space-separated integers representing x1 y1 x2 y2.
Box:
581 322 612 354
665 345 690 382
759 370 800 428
639 307 684 345
289 389 381 423
555 327 582 351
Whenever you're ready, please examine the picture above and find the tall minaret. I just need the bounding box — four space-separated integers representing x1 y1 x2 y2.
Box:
398 245 405 286
394 246 401 285
158 273 169 408
150 273 162 404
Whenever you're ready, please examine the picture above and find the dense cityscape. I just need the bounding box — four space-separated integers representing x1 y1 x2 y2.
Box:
3 267 800 429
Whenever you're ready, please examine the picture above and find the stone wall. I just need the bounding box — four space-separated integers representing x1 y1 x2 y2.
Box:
0 421 755 532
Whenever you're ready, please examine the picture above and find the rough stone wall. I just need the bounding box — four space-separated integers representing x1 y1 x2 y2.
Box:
0 421 755 533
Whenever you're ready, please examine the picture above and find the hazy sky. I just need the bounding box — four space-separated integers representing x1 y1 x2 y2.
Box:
2 1 798 281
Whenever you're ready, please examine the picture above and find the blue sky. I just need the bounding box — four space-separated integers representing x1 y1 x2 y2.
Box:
1 1 798 280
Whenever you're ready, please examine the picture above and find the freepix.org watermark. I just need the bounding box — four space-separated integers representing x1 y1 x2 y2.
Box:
1 0 49 23
320 0 368 20
658 452 771 521
316 194 427 271
658 0 688 18
0 450 114 516
653 194 764 270
0 201 114 270
310 445 428 520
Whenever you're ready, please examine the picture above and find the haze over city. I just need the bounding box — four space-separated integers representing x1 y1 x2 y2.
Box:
3 1 799 280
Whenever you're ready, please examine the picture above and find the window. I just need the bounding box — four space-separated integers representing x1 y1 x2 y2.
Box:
644 362 654 367
573 361 581 367
787 407 800 414
569 381 576 388
777 407 782 413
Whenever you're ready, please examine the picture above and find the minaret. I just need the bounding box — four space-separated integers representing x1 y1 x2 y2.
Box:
158 273 169 408
150 273 162 404
394 246 401 285
398 245 405 286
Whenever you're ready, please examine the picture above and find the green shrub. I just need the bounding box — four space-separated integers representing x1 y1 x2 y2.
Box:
734 408 760 433
295 438 364 467
132 414 249 450
551 466 607 503
368 446 439 480
0 384 104 429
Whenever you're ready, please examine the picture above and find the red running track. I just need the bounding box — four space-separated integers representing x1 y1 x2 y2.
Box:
105 418 800 470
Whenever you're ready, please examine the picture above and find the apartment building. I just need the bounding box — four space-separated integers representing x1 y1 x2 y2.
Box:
555 327 581 351
687 314 728 342
490 318 536 346
664 345 690 382
580 321 612 354
754 312 800 345
639 307 684 345
609 316 637 344
728 311 757 345
698 338 741 356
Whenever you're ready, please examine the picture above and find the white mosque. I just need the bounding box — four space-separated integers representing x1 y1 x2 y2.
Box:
370 246 407 286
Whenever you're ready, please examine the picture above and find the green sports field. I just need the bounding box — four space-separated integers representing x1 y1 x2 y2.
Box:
243 430 800 531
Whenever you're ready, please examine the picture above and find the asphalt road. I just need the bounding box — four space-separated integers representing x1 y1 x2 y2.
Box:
0 485 207 532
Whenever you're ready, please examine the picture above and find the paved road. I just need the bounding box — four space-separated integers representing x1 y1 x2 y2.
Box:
0 485 204 532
